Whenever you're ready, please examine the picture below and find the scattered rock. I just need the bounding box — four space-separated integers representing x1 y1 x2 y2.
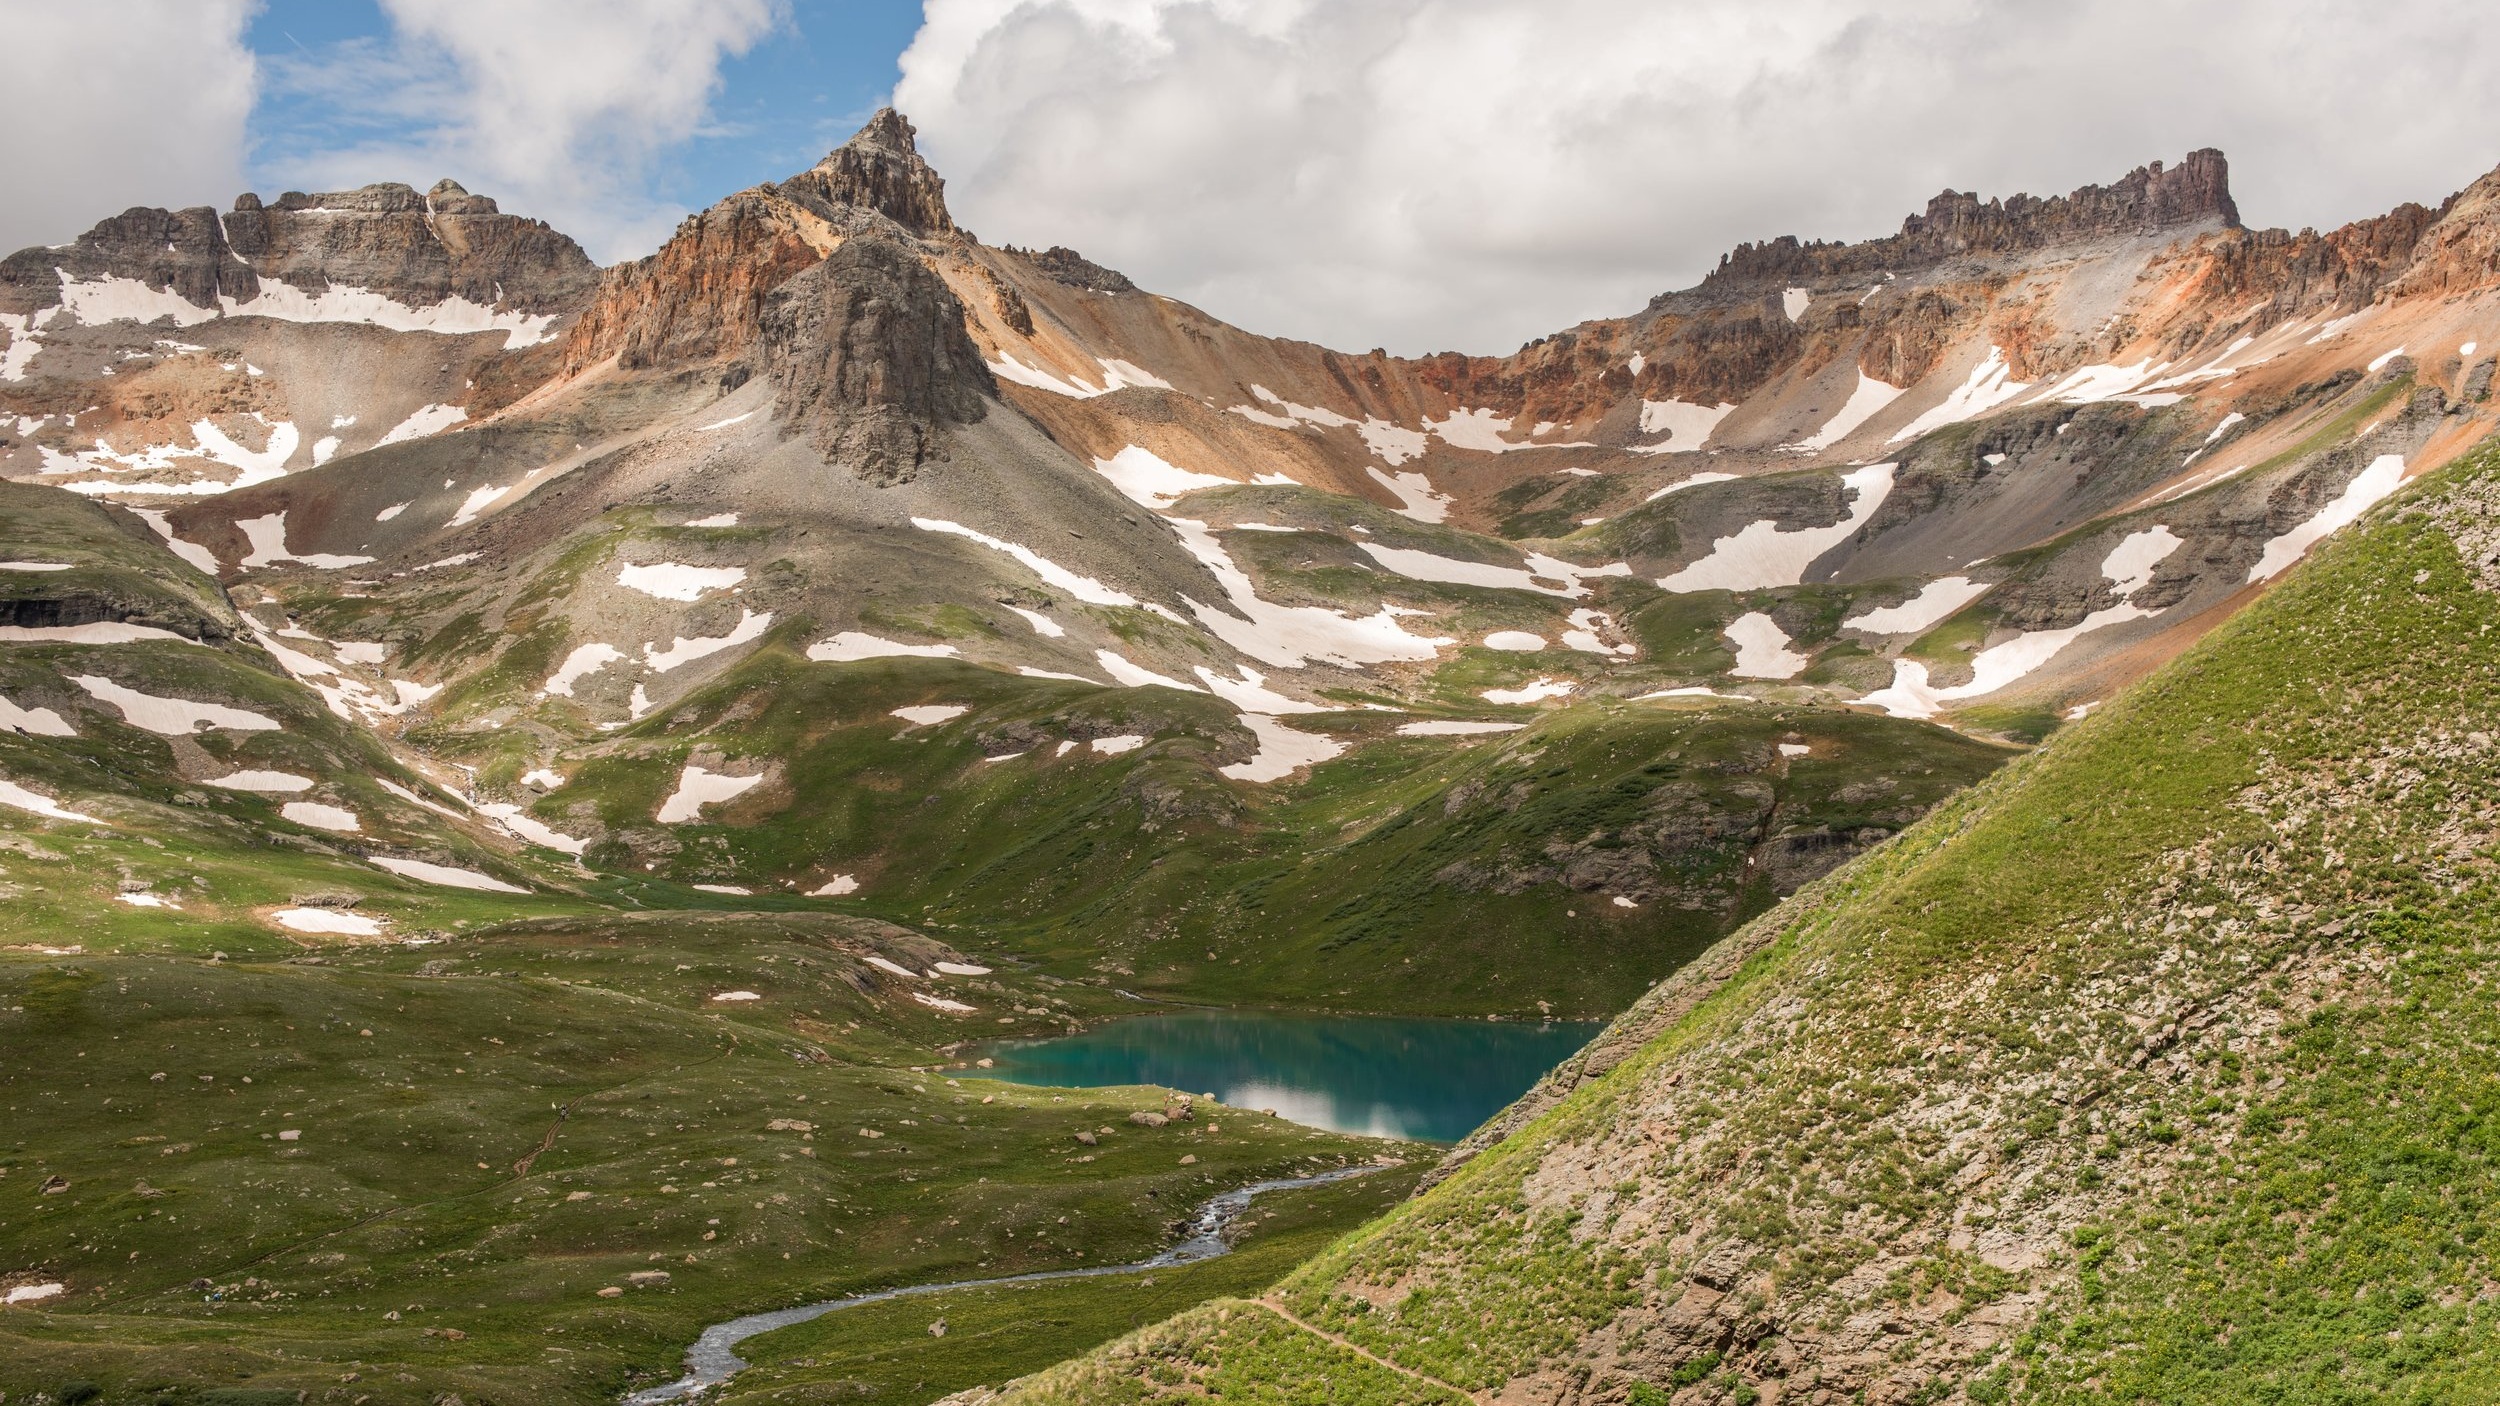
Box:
597 1286 623 1298
627 1270 672 1287
1073 1130 1098 1146
928 1317 948 1337
1128 1111 1169 1128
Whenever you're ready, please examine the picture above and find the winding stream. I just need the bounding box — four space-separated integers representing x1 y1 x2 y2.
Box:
622 1163 1383 1403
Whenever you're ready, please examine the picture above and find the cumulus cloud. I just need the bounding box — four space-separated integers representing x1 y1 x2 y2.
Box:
262 0 785 260
897 0 2500 354
0 1 257 253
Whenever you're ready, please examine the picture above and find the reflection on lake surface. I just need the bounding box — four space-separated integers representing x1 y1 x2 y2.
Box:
978 1009 1602 1144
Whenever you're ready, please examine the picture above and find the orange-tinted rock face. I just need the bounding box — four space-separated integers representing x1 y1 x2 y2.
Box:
560 191 837 374
558 109 963 378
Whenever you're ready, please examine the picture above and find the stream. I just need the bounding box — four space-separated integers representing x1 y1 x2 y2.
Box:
621 1163 1383 1403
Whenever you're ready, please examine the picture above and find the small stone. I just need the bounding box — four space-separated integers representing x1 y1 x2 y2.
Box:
1074 1130 1098 1146
628 1270 671 1286
928 1317 948 1337
567 1190 592 1201
1179 1154 1197 1165
1128 1111 1169 1128
597 1286 623 1298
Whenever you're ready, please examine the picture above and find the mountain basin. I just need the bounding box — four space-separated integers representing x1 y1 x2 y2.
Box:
976 1009 1604 1143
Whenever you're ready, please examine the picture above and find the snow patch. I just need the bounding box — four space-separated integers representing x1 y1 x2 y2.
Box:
74 675 277 734
543 643 627 698
1093 445 1232 509
1090 734 1147 755
1365 467 1454 523
618 562 745 601
237 512 373 570
1789 373 1904 452
1159 516 1454 667
0 692 76 737
0 622 192 644
1887 346 2031 444
0 778 99 823
686 512 741 527
374 403 467 447
644 609 772 673
1483 630 1546 652
281 801 360 833
891 704 969 726
912 518 1136 606
1096 651 1200 691
657 765 762 823
371 856 527 893
1009 607 1064 638
1395 720 1524 737
1219 714 1344 782
1632 399 1735 452
2248 454 2407 582
809 875 860 897
1482 678 1574 705
272 907 381 936
807 632 959 664
1842 576 1991 635
206 770 314 793
1724 612 1810 679
1658 463 1895 592
1782 287 1810 321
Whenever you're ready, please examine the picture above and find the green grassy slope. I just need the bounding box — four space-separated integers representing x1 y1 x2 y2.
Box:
0 914 1409 1404
983 436 2500 1402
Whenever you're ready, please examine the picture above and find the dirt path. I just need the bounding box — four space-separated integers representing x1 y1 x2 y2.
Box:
1252 1295 1472 1400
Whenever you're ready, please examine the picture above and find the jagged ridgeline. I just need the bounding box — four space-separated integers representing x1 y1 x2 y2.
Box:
982 436 2500 1404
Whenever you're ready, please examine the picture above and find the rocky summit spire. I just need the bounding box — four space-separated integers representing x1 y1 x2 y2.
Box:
784 108 957 239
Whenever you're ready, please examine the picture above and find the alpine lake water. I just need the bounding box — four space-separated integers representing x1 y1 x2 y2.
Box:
976 1009 1605 1144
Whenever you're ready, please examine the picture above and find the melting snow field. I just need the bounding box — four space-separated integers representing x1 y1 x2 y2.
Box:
1842 576 1992 635
280 801 361 833
1094 445 1233 509
375 403 468 447
1482 678 1574 705
0 692 76 736
1483 631 1546 652
913 518 1136 606
74 675 279 734
207 769 314 793
1658 463 1895 592
2247 454 2407 582
0 561 70 571
1090 735 1148 756
986 354 1170 399
1194 664 1323 714
645 610 773 673
1861 524 2183 719
369 856 528 893
1646 471 1738 501
809 875 860 897
618 562 747 601
128 508 220 574
1395 720 1525 737
914 992 977 1013
1791 373 1905 452
475 801 592 856
891 705 969 726
1354 540 1630 600
1009 607 1065 637
271 907 383 936
0 778 100 823
1723 613 1810 679
1159 514 1453 668
544 643 626 697
658 765 763 823
1098 651 1199 691
1219 714 1345 782
0 622 193 645
1366 467 1455 523
808 632 960 663
1634 399 1735 452
238 511 374 570
1888 346 2031 444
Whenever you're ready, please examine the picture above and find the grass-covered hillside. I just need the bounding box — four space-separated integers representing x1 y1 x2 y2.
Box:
977 435 2500 1403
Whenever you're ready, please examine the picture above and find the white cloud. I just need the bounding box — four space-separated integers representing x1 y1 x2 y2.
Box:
897 0 2500 354
0 1 256 253
261 0 785 260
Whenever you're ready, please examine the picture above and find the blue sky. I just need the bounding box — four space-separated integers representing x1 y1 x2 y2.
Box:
244 0 925 232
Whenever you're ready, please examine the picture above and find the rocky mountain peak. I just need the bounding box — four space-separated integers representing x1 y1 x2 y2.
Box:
1702 148 2241 288
786 107 957 239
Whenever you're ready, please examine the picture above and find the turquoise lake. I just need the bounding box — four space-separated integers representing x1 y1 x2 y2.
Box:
977 1010 1603 1144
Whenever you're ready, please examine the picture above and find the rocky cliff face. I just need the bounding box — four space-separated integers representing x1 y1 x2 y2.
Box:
759 232 995 483
561 108 961 375
0 180 596 319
